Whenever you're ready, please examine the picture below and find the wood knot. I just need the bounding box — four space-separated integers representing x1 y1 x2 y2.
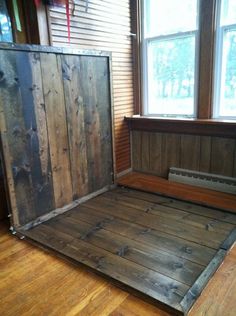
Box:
116 245 129 257
183 246 192 254
140 228 152 235
0 70 5 82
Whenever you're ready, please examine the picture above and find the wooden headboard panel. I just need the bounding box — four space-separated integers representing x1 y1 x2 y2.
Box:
0 44 113 227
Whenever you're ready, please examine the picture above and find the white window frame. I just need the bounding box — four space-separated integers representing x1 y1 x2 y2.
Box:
213 0 236 119
141 0 200 118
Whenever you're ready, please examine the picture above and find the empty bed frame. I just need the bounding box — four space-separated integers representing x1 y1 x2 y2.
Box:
1 43 236 316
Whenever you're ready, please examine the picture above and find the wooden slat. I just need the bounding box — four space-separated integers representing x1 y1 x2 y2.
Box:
102 191 235 234
117 172 236 214
149 133 162 176
61 55 88 198
141 132 150 172
66 204 215 266
199 136 212 172
161 134 181 177
131 130 236 180
40 53 73 208
114 187 236 226
132 130 141 170
49 216 204 286
180 249 226 314
0 50 55 225
84 196 226 249
210 137 235 177
180 135 200 171
79 56 113 192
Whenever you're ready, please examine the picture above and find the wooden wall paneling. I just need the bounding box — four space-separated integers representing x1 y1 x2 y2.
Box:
25 52 55 213
40 53 73 208
0 50 33 225
199 136 212 173
161 134 181 178
132 130 141 170
210 137 235 177
61 55 88 199
0 102 18 225
180 135 200 171
93 57 114 188
81 57 102 193
141 132 150 172
234 143 236 177
78 57 113 192
0 155 8 220
149 132 162 176
0 50 55 226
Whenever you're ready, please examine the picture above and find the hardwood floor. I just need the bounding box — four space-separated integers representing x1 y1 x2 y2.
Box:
14 187 236 315
1 219 236 315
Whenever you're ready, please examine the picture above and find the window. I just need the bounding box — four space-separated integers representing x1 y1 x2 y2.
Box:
214 0 236 118
139 0 236 120
142 0 199 117
0 0 13 42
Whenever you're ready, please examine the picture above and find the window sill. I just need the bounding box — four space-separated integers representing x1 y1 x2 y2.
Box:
124 116 236 138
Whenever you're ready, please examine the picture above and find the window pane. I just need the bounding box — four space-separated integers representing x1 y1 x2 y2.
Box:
145 0 198 37
0 0 13 42
219 29 236 117
221 0 236 26
147 36 195 115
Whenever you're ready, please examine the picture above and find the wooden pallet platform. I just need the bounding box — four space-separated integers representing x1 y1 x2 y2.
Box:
117 172 236 213
18 187 236 315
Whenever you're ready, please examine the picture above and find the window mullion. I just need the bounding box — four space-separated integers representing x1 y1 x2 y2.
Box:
197 0 217 119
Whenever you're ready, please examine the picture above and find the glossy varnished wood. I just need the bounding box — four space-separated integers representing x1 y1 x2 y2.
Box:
117 172 236 213
189 244 236 316
20 187 236 315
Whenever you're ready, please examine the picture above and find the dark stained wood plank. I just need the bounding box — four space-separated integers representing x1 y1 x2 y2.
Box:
149 132 162 176
25 52 55 214
141 132 150 172
40 53 73 208
189 244 236 316
85 196 227 249
180 135 200 171
93 56 113 188
132 130 141 170
117 172 236 214
113 187 236 226
199 136 212 173
65 205 215 267
24 223 188 313
161 134 180 178
0 50 35 225
220 228 236 251
102 191 235 234
79 56 112 193
210 137 235 177
47 216 204 286
0 50 54 226
234 144 236 177
180 249 226 314
61 54 89 199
